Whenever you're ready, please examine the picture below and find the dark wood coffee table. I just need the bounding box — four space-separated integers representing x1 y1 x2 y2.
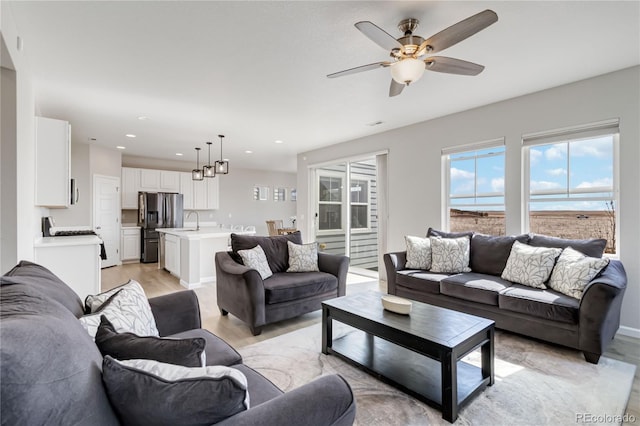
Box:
322 291 494 423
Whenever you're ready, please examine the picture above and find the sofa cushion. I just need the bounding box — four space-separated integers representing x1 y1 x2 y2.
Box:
95 316 206 367
470 233 530 276
498 284 579 324
2 260 85 318
102 356 249 426
528 234 607 258
441 273 514 306
404 235 432 270
231 232 303 273
0 282 119 425
396 270 449 293
548 247 610 299
429 236 472 273
231 364 283 407
170 329 243 367
426 227 473 239
238 245 273 280
264 272 338 304
501 241 562 289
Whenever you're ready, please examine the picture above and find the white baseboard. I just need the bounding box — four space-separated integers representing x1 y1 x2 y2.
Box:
616 325 640 339
179 279 202 290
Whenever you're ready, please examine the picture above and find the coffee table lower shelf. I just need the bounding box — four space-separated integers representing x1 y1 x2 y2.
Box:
327 327 491 419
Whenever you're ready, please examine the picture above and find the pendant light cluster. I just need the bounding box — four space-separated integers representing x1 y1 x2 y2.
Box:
192 134 230 181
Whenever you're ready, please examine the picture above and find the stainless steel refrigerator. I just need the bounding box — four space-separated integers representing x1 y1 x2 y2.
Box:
138 192 184 263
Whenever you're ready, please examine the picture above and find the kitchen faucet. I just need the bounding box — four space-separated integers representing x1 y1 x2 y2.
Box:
186 211 200 231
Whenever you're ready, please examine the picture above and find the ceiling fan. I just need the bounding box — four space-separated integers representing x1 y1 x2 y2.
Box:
327 9 498 97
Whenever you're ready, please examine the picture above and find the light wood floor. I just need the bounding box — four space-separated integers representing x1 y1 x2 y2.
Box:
102 263 639 421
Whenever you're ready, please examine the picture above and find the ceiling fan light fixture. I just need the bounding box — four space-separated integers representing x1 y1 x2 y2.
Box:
390 58 425 85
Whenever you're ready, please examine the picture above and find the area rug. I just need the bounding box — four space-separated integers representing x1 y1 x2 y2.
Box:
238 323 635 425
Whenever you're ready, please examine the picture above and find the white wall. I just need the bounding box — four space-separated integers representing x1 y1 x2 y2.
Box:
297 66 640 333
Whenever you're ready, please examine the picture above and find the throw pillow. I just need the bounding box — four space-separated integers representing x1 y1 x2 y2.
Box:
237 245 273 279
79 286 159 340
286 241 320 272
528 234 607 258
85 279 145 313
548 247 610 299
404 235 432 270
102 356 249 426
426 227 474 239
429 236 472 273
501 241 562 289
95 316 206 367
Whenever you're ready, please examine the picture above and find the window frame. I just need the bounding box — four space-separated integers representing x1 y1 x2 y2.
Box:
317 170 345 234
349 174 373 233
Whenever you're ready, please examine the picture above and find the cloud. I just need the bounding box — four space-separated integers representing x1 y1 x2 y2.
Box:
546 168 567 176
450 168 474 180
530 149 542 164
571 137 612 158
545 144 567 160
491 178 504 192
530 180 563 191
576 177 613 189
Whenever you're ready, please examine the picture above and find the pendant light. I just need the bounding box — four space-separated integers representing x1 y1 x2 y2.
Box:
214 134 229 175
192 147 204 181
203 141 214 178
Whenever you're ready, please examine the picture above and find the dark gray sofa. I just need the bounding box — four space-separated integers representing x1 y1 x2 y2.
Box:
216 232 349 335
0 261 356 425
384 231 627 364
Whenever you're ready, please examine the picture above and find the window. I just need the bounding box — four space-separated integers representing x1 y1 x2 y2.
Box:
443 140 506 235
524 123 618 254
318 174 342 231
350 178 369 229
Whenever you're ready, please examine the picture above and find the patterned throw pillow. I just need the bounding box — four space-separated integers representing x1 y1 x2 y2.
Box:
85 279 142 313
501 241 562 289
238 245 273 279
405 236 432 270
79 284 160 340
102 356 249 426
548 247 610 299
287 241 320 272
429 236 471 273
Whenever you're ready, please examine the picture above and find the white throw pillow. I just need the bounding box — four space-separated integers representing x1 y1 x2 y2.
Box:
238 245 273 279
548 247 610 299
287 241 320 272
85 279 141 313
429 236 471 273
80 285 159 340
501 241 562 289
405 236 432 270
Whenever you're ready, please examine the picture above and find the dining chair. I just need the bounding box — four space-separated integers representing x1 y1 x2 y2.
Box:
266 220 283 236
232 225 244 231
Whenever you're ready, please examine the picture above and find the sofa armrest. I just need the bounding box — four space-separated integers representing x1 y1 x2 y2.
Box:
149 290 201 337
216 374 356 426
383 251 407 295
578 260 627 357
215 252 266 328
318 252 349 297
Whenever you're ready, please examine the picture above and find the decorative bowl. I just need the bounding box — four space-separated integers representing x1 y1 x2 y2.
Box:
381 295 412 315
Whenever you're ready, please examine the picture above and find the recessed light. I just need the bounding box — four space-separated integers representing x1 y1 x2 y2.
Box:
125 134 136 138
274 140 283 144
88 137 97 142
367 121 384 126
175 153 183 156
137 116 149 121
245 150 253 154
116 146 126 150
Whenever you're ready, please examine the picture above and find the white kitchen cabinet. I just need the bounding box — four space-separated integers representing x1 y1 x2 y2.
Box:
121 227 141 262
179 172 194 209
164 233 180 276
139 169 160 191
35 116 71 207
159 171 180 192
180 173 219 210
121 168 139 209
34 235 102 300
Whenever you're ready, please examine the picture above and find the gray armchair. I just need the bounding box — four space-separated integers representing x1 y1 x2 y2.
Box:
216 232 349 335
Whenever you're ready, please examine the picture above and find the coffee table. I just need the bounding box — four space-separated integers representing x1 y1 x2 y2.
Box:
322 291 494 423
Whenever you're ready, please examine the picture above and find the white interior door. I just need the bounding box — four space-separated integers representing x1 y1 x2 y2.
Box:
93 175 121 268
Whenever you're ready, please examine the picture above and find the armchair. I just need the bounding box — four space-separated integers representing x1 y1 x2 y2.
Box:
216 232 349 335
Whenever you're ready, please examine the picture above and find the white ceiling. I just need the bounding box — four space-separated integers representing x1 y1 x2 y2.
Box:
6 1 640 173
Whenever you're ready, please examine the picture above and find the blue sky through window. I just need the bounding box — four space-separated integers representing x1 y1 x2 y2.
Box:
450 146 505 211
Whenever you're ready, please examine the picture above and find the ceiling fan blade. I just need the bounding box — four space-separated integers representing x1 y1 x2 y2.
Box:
327 61 390 78
355 21 404 52
418 9 498 54
425 56 485 75
389 79 404 97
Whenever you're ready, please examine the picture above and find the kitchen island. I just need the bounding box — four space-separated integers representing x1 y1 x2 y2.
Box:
157 227 255 289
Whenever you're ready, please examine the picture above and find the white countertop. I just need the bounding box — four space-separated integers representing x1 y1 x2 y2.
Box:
34 235 102 247
157 227 255 240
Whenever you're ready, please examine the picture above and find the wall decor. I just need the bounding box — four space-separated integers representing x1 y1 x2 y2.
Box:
274 187 286 202
290 188 297 202
253 186 269 201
